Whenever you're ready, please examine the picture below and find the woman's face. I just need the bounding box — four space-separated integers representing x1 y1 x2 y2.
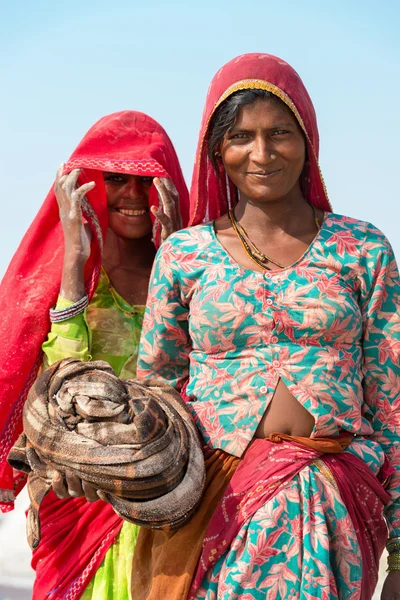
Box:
104 172 153 239
219 98 306 205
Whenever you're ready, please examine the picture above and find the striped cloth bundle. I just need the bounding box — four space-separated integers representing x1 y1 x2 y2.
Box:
8 358 205 549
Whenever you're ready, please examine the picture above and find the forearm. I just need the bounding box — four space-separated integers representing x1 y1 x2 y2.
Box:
59 253 86 302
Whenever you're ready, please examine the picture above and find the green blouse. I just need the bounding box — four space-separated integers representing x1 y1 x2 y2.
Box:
42 269 145 378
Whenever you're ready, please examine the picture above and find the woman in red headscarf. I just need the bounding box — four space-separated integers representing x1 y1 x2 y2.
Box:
135 55 400 599
0 110 189 599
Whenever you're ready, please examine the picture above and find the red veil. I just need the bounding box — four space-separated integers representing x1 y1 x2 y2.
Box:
189 52 332 225
0 111 189 504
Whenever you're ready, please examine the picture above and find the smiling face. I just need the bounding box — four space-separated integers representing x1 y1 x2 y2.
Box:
219 98 306 205
104 172 153 239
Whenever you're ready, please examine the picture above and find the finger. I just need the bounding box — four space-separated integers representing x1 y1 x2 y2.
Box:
0 489 15 502
52 471 69 499
158 177 182 228
54 163 67 192
96 490 107 503
82 481 99 503
72 181 96 201
159 177 178 197
63 169 82 196
65 471 85 498
55 163 65 186
151 205 170 226
151 206 173 234
151 206 173 242
153 178 175 223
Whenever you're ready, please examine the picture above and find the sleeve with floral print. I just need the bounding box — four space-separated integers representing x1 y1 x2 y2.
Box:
360 226 400 537
137 240 191 391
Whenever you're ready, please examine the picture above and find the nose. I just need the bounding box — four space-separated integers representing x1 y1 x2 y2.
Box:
251 134 274 165
123 176 142 199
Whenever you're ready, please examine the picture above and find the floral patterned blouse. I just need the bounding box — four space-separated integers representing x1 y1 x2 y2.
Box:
137 212 400 536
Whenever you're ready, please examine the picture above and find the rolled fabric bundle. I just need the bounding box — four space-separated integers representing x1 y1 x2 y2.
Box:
8 358 205 549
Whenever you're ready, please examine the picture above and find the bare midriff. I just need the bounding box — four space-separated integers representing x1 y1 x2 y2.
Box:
254 378 315 438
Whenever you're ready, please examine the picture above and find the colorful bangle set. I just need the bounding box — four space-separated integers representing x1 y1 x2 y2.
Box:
49 295 89 323
387 537 400 572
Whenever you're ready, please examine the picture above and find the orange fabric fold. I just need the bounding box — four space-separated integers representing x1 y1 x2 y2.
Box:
131 449 239 600
267 432 353 453
130 433 351 599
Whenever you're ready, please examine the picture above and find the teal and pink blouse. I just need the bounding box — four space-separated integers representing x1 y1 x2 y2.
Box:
137 212 400 536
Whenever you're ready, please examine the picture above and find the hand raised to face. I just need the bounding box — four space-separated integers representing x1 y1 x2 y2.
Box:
54 165 94 264
151 177 183 244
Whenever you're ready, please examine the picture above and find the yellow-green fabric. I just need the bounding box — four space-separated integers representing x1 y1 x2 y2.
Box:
42 295 91 366
42 270 145 378
81 522 139 600
41 269 144 600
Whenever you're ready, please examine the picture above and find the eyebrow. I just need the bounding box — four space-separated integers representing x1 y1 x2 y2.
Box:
229 122 296 132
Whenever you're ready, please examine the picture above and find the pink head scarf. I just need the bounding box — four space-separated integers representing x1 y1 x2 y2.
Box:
189 52 332 225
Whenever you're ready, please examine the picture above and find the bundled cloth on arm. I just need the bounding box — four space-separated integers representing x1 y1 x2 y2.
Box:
8 358 205 550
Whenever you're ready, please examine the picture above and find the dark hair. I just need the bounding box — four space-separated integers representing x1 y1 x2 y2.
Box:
208 89 288 170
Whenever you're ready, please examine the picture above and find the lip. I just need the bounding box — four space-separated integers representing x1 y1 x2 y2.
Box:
247 169 281 178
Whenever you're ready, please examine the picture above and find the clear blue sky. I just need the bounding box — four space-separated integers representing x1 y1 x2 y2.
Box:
1 0 399 277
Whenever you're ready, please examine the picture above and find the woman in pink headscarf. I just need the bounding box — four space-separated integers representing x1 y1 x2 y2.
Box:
135 54 400 599
0 110 189 599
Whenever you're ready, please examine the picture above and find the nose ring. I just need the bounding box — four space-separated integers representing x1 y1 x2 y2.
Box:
270 154 277 160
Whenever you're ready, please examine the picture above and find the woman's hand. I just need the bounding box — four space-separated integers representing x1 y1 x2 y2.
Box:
52 470 99 503
381 571 400 599
55 165 95 264
0 489 15 503
54 164 95 301
151 177 182 243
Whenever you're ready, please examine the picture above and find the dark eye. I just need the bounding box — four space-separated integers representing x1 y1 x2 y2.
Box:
104 174 125 183
272 130 291 136
140 176 154 185
228 132 250 141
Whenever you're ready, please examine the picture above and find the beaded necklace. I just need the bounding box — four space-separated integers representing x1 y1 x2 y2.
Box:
227 205 321 271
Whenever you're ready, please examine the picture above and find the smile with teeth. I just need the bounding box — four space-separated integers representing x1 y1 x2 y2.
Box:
116 208 149 216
